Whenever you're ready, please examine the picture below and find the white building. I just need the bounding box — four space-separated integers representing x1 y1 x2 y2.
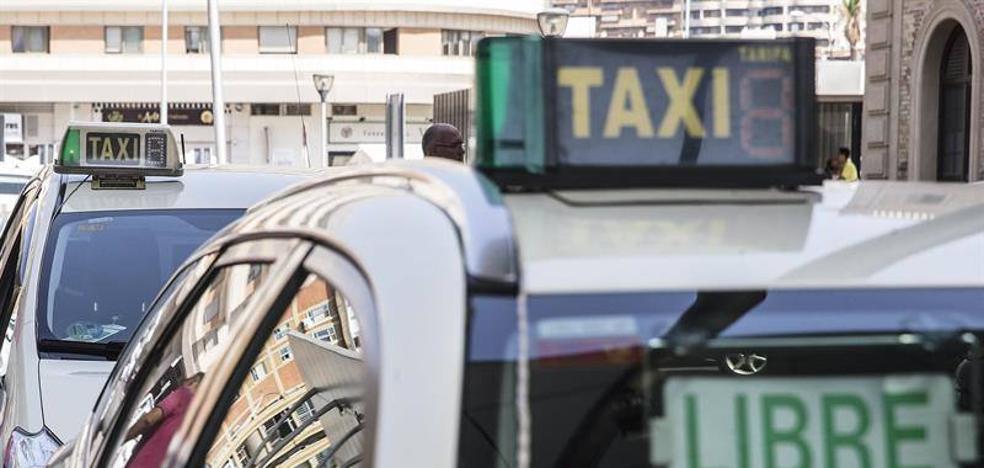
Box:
0 0 544 166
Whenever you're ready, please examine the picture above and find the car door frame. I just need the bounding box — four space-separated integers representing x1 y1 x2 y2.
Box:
172 239 381 468
0 175 42 370
91 236 310 468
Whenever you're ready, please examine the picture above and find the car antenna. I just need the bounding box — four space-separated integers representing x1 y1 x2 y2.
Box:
180 133 187 165
54 174 92 217
287 23 312 168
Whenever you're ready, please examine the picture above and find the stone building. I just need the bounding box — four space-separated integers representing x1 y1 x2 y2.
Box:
863 0 983 182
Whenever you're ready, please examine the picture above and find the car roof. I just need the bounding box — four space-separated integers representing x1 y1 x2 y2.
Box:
506 181 984 293
57 164 320 213
227 161 984 294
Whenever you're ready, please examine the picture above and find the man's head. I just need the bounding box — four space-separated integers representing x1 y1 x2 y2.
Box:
832 147 850 170
422 123 465 161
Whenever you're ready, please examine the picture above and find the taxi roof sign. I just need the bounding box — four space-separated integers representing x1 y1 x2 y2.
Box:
57 122 183 178
475 37 821 190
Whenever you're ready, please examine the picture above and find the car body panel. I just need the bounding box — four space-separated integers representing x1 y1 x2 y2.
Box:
38 361 112 440
505 181 984 294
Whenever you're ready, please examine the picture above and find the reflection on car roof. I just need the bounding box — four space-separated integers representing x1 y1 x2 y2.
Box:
60 165 324 213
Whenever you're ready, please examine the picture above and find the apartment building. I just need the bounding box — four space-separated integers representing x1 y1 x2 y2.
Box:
0 0 543 166
553 1 859 58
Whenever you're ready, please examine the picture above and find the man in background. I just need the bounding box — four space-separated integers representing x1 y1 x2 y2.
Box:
830 147 859 182
422 123 465 162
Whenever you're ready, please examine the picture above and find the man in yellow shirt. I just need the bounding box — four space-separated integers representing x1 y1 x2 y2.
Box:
832 147 859 182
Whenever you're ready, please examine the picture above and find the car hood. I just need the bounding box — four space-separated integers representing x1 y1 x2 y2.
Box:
39 360 113 441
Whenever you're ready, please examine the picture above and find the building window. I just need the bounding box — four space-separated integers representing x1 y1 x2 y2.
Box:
259 26 297 54
313 326 339 344
262 410 297 441
760 7 783 16
325 27 385 54
12 26 49 53
279 346 292 362
725 26 743 34
250 104 280 116
331 104 357 116
249 361 267 382
703 10 721 18
938 25 972 182
295 400 314 423
789 22 805 32
273 326 287 340
235 445 250 466
185 26 210 53
284 104 311 116
442 30 483 56
725 8 748 17
105 26 143 54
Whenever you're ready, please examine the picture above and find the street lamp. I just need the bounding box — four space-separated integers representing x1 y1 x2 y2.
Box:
537 8 570 38
312 74 335 167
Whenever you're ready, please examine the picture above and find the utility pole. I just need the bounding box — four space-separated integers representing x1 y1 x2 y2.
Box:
684 0 692 38
207 0 228 164
160 0 168 124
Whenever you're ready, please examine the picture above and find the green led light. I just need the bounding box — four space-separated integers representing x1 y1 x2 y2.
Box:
475 36 546 173
60 128 81 166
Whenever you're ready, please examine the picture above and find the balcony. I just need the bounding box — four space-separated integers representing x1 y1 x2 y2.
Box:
0 53 474 104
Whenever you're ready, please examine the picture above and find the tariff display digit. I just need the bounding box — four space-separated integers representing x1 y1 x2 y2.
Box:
550 40 812 168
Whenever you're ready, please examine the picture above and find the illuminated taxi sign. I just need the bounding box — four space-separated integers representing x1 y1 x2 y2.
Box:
57 122 183 177
476 37 820 188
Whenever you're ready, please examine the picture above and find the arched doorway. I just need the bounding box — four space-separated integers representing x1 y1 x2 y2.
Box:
938 25 972 181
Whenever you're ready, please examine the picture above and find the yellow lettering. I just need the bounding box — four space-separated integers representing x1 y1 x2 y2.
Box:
603 67 654 138
116 137 130 160
101 138 114 159
657 67 705 138
558 67 604 138
713 68 730 138
87 137 99 159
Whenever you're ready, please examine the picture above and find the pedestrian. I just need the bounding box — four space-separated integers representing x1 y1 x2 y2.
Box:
422 123 465 162
830 147 859 182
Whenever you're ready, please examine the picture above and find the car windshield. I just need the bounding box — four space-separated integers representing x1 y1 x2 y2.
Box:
38 209 241 349
460 288 984 468
0 180 26 195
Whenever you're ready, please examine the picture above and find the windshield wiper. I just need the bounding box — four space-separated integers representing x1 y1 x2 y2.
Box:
37 339 126 360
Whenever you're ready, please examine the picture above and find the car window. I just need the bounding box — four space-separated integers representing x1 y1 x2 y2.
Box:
103 262 273 468
37 209 242 351
203 272 365 468
89 255 214 463
460 288 984 468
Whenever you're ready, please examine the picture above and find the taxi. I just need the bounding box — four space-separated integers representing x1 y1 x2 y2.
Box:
0 122 314 467
50 37 983 468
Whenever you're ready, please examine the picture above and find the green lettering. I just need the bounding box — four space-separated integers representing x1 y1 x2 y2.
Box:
882 392 930 468
685 394 722 468
762 394 812 468
821 394 871 468
735 394 751 468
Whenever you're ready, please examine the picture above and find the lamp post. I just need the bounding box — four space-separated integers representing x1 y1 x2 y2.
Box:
312 74 334 167
537 8 570 38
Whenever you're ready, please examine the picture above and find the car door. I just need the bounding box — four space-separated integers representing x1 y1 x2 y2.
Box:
91 238 309 468
176 243 378 468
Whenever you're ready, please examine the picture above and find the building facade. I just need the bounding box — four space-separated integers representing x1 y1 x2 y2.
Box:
0 0 543 167
863 0 983 182
552 0 861 59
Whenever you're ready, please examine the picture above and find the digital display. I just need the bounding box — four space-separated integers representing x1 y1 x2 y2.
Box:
144 131 168 168
85 132 141 166
550 39 814 168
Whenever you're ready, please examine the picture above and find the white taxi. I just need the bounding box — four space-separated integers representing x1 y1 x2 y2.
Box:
51 37 984 468
0 122 314 466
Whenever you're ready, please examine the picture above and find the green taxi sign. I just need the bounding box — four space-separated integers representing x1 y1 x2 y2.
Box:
475 37 820 189
57 122 183 177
